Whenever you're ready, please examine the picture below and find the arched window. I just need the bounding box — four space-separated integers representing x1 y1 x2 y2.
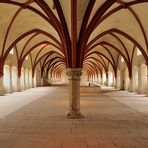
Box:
136 47 142 56
9 48 14 54
121 56 124 62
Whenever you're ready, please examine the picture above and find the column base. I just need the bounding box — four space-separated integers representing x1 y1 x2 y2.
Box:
66 109 84 119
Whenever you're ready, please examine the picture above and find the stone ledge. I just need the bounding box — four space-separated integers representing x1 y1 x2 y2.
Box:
80 86 101 93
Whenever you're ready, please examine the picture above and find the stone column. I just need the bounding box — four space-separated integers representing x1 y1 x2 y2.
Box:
17 76 21 92
138 65 141 94
106 73 109 86
66 68 84 119
24 68 27 90
32 77 35 88
94 75 96 83
97 75 99 84
9 65 13 93
114 77 117 89
97 74 100 84
90 76 92 82
101 76 103 85
41 77 43 86
28 69 30 89
95 75 98 83
129 77 133 92
0 75 6 95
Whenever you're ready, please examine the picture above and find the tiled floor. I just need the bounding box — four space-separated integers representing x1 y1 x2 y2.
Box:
0 85 148 148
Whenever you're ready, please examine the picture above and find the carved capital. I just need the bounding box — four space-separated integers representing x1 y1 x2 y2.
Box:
66 68 82 80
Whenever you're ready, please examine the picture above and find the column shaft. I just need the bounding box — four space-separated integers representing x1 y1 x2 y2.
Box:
66 68 84 119
115 77 117 89
138 65 141 93
24 68 27 89
129 77 133 92
17 76 21 92
0 76 5 95
28 69 30 89
41 77 43 86
9 65 13 93
32 77 34 88
106 74 109 86
101 76 103 85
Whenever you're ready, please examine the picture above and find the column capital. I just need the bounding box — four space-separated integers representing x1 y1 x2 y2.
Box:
66 68 82 80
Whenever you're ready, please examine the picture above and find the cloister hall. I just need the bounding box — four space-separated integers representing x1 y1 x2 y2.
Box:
0 0 148 148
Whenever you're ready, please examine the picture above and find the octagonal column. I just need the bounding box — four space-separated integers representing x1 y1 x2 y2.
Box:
66 68 84 119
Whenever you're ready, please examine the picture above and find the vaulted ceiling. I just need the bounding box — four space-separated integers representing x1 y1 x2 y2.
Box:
0 0 148 77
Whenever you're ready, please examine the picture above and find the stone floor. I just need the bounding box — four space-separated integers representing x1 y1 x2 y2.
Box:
0 85 148 148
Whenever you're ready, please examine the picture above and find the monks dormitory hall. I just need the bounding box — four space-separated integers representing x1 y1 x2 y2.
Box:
0 0 148 148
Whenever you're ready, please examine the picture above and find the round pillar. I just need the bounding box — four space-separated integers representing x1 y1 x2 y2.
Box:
32 77 35 88
129 77 133 92
66 68 84 119
114 77 117 89
0 76 6 95
40 77 43 86
138 65 141 94
9 65 13 93
17 76 21 92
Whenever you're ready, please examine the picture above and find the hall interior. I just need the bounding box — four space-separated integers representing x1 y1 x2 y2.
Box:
0 0 148 147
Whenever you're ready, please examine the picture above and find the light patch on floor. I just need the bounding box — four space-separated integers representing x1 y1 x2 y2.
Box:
103 88 148 115
0 87 55 119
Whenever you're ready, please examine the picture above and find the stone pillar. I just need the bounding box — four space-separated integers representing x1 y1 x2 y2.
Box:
9 65 13 93
101 76 103 85
138 65 141 93
97 75 99 84
97 75 100 84
0 75 6 95
28 69 30 89
41 77 43 86
17 76 21 92
92 75 95 83
114 77 117 89
95 75 98 83
94 75 96 83
106 73 109 86
129 77 133 92
24 68 27 90
66 68 84 119
32 77 35 88
90 76 92 82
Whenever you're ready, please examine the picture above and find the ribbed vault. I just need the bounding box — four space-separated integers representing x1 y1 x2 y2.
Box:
0 0 148 82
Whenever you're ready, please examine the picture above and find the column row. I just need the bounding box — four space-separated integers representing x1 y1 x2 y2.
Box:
0 65 38 95
87 64 148 96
